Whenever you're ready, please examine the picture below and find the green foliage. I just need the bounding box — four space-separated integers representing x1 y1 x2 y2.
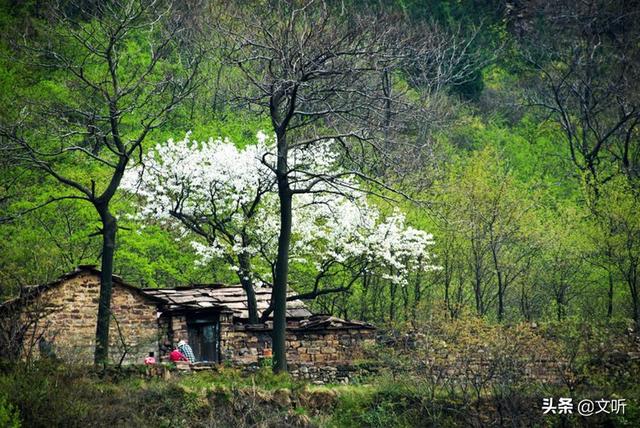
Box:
1 0 639 367
179 366 301 392
0 390 20 428
1 0 639 425
0 332 637 428
0 361 92 427
324 315 640 427
114 221 216 288
0 198 100 291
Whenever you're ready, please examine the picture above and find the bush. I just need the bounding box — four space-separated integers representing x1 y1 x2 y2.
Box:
0 361 93 427
0 390 20 428
0 334 636 428
351 315 640 427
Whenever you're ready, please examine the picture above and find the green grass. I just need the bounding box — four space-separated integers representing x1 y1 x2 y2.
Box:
1 360 637 427
177 366 303 393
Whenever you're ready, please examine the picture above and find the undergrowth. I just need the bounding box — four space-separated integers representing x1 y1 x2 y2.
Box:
1 317 638 427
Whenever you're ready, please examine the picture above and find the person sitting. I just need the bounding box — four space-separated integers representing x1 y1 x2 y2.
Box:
177 339 196 364
169 348 188 362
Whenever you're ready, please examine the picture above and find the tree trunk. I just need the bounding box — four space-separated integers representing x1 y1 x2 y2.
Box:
443 255 452 319
556 288 566 321
474 272 483 316
237 251 259 324
497 281 504 322
360 271 369 321
491 244 505 322
272 134 292 373
401 280 409 321
371 276 380 320
453 270 465 319
444 277 450 317
389 267 396 322
413 261 423 323
607 270 614 318
94 207 117 366
520 284 530 321
628 265 639 328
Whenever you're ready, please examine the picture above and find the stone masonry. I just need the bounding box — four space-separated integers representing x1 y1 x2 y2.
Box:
20 269 159 364
6 266 377 380
220 323 376 366
164 312 376 374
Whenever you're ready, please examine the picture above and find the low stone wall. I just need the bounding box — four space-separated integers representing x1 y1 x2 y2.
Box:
221 324 376 367
372 329 614 387
288 363 376 384
230 361 375 384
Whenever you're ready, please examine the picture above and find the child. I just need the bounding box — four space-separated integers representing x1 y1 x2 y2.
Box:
169 348 188 362
144 352 156 365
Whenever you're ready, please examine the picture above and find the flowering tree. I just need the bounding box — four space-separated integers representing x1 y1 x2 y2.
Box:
124 132 274 323
124 132 438 323
214 0 478 371
219 0 404 372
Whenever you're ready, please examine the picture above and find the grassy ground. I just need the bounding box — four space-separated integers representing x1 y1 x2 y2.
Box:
1 319 639 427
0 361 638 427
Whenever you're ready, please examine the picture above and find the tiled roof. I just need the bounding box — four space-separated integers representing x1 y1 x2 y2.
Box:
1 266 374 330
142 285 313 320
0 265 164 310
294 315 376 330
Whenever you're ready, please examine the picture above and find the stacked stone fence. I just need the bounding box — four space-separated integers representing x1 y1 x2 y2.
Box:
221 323 376 366
372 328 640 388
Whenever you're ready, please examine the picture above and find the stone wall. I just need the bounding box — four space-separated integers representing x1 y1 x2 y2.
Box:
156 319 376 384
168 314 189 345
22 271 159 364
153 315 376 383
221 323 376 367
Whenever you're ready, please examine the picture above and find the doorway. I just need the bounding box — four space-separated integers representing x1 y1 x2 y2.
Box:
186 314 220 363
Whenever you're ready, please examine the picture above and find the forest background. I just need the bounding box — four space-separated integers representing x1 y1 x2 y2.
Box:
2 0 638 330
0 0 639 426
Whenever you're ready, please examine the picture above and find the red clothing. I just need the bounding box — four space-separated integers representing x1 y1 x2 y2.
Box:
169 349 188 362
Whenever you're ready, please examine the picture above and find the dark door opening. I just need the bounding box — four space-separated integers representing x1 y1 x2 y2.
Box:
187 315 220 363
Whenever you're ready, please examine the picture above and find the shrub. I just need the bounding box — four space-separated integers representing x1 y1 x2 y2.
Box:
0 361 93 427
0 390 20 428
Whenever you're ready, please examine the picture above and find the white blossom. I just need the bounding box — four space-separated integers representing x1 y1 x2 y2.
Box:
123 131 438 287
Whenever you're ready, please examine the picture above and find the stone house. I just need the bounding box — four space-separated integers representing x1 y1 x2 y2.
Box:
1 266 375 371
